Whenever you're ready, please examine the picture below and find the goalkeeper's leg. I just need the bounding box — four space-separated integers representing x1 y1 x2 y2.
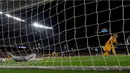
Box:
103 51 109 56
112 46 116 56
103 46 110 56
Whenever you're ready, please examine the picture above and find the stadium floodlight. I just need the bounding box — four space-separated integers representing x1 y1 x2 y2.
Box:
15 17 25 22
5 14 12 18
33 22 53 29
13 17 21 21
5 14 25 22
0 12 3 14
13 17 25 22
21 20 25 22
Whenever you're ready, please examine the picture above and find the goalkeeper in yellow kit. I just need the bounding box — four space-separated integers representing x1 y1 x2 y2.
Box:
103 34 118 56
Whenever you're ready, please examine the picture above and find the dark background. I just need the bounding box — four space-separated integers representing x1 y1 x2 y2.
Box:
0 0 130 55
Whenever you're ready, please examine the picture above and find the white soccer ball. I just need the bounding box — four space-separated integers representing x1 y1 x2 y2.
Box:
0 58 6 63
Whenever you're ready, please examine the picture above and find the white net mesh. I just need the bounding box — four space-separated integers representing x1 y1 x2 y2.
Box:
0 0 130 70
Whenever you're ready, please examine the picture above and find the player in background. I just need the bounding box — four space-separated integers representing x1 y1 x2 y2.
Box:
52 51 58 57
70 47 75 56
64 44 69 56
126 36 130 55
95 47 99 56
127 36 130 44
103 34 118 56
126 36 130 46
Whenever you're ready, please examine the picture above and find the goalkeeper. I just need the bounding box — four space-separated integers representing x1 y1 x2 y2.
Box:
103 34 118 56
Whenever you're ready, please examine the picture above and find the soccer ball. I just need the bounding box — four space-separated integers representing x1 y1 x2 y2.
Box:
0 58 6 63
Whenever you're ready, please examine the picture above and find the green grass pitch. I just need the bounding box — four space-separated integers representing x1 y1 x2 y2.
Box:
0 55 130 73
1 55 130 66
0 69 129 73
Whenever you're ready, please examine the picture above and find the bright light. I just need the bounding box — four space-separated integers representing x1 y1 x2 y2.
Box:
5 14 25 22
18 46 26 49
33 22 53 29
21 20 25 22
0 12 3 14
14 17 24 22
14 17 21 21
5 14 12 17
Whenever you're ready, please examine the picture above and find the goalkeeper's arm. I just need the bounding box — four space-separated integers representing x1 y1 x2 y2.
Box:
113 38 118 46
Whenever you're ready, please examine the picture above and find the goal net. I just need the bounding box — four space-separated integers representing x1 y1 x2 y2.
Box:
0 0 130 70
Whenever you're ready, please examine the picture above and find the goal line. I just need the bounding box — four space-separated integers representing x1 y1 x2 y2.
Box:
0 66 130 71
